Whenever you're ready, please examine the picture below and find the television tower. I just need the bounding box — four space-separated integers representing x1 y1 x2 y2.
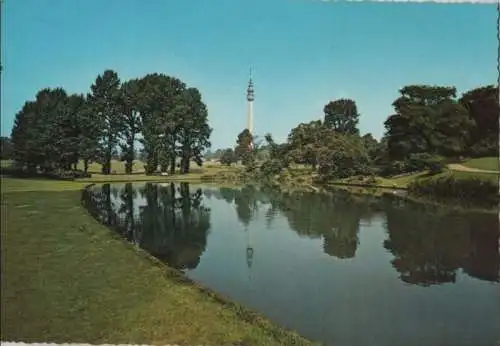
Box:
246 67 254 134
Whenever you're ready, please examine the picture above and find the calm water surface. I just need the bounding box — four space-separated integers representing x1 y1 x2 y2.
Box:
82 182 500 346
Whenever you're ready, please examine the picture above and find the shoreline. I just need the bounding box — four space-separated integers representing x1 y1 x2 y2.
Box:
1 178 317 345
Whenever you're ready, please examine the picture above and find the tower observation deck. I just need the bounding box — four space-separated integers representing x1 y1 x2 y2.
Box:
246 68 254 133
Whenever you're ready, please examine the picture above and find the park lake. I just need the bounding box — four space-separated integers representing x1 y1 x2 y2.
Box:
82 182 500 346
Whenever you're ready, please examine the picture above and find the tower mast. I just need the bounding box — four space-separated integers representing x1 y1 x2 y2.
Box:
246 67 254 134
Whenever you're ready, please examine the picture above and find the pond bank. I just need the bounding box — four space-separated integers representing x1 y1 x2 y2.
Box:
1 177 316 345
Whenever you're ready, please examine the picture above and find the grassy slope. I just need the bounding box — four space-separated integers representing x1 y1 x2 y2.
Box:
0 177 314 345
461 157 499 171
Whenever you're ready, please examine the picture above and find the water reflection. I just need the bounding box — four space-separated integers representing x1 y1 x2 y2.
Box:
82 183 500 346
83 182 210 270
83 183 499 283
210 187 381 260
383 203 499 285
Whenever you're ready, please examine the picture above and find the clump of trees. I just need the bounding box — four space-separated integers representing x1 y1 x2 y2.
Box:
383 84 498 171
231 97 376 182
225 83 498 198
9 69 212 176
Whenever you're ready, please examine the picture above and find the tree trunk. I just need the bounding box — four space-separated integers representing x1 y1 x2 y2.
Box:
84 159 89 173
160 162 168 173
182 156 190 174
169 156 176 175
125 133 135 174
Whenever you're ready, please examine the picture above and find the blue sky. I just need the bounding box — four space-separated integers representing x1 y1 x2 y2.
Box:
1 0 497 149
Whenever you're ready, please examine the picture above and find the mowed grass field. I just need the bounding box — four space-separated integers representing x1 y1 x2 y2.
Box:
1 159 242 184
0 176 314 345
461 157 499 172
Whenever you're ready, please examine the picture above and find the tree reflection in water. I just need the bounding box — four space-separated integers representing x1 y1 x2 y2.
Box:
384 201 499 286
225 186 378 260
213 185 499 284
84 182 211 271
83 183 499 284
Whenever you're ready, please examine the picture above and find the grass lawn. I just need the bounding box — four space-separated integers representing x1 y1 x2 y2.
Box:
0 177 314 345
461 157 499 171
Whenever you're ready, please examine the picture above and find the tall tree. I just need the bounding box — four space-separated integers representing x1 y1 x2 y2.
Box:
0 136 13 160
361 133 379 161
176 87 212 174
287 120 325 170
235 129 254 166
459 85 499 157
11 101 39 171
77 95 101 173
119 78 142 174
33 88 71 170
63 93 88 170
384 85 473 159
323 98 360 135
138 74 186 174
88 70 123 174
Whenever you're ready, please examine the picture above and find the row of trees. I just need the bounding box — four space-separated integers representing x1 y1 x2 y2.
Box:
9 70 212 175
221 84 498 180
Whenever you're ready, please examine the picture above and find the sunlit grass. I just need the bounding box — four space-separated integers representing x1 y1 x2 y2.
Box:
0 177 315 345
1 176 88 193
461 157 499 172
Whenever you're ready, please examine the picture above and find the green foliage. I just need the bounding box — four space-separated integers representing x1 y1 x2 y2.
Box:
408 173 498 206
220 148 236 166
405 153 446 174
459 85 499 157
286 120 324 169
259 159 285 178
235 129 255 167
323 98 360 135
9 70 212 177
88 70 123 174
378 153 446 177
119 78 142 174
1 136 13 160
176 87 212 173
10 89 92 173
384 85 474 159
317 133 372 179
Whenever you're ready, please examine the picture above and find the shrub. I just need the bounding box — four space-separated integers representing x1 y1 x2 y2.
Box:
379 160 407 177
379 154 446 177
220 149 236 166
408 173 498 207
259 159 284 177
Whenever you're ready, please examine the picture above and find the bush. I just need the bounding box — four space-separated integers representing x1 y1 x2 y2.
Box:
408 173 498 207
406 153 445 174
259 159 284 177
379 153 446 177
220 149 236 166
379 160 407 177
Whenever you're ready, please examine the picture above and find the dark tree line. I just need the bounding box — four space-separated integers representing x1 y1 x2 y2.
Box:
384 85 498 160
9 69 212 175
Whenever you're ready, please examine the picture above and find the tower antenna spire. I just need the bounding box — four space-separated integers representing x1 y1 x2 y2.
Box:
246 66 255 134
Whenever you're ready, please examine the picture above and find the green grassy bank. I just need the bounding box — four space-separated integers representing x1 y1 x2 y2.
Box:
461 157 499 171
0 177 315 345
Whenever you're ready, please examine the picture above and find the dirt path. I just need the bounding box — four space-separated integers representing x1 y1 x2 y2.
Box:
448 163 500 174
